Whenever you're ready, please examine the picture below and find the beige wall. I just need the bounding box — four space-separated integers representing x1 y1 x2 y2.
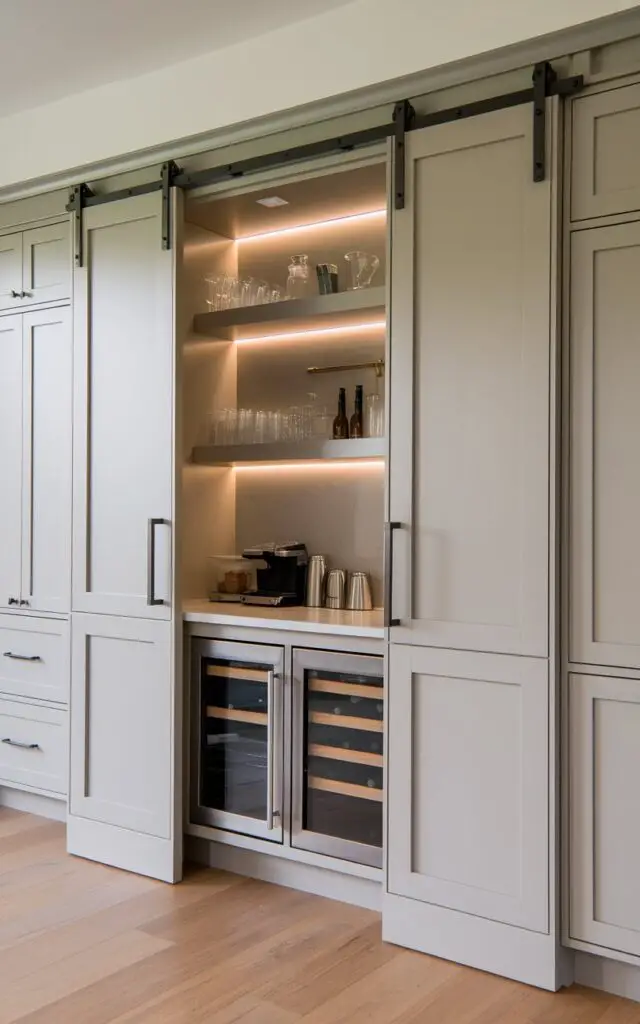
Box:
0 0 638 191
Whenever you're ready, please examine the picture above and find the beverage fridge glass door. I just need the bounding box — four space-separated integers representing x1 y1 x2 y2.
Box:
292 648 384 867
191 639 284 842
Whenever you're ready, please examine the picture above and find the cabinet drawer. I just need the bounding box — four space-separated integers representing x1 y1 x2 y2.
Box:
0 617 68 704
0 699 66 794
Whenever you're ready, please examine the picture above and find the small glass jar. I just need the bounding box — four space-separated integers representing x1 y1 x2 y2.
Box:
286 254 310 299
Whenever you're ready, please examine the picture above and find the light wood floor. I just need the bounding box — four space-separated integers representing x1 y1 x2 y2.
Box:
1 810 640 1023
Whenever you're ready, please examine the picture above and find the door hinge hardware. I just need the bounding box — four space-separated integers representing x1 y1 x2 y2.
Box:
393 100 415 211
161 160 182 251
67 183 95 268
532 61 556 183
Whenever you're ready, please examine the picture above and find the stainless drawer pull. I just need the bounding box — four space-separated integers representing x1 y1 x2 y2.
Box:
2 738 40 750
3 652 42 662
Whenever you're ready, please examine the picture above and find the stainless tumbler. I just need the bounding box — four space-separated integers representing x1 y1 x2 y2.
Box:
305 554 327 607
346 572 373 611
324 568 347 609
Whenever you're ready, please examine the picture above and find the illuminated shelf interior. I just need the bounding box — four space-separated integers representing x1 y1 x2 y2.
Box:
193 287 386 342
191 437 386 467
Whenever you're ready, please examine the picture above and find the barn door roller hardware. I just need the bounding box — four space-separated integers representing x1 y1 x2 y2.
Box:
393 100 416 211
66 161 182 264
161 160 183 250
67 183 95 268
65 58 583 250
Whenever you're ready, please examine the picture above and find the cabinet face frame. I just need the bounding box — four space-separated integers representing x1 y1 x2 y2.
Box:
69 613 177 853
567 671 640 959
0 314 23 608
568 220 640 670
571 81 640 222
71 193 173 620
386 103 553 657
189 637 286 844
0 232 23 311
386 644 549 933
20 306 72 614
21 222 71 307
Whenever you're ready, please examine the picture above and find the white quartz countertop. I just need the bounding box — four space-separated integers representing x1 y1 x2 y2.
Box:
183 599 384 638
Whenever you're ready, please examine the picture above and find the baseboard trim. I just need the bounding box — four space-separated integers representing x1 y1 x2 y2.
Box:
383 892 562 991
575 951 640 1003
186 836 381 911
0 785 67 822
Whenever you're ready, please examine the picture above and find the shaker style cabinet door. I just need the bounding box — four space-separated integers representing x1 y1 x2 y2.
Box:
0 316 23 609
388 105 551 656
572 84 640 221
387 644 549 932
570 223 640 669
22 222 71 306
569 673 640 956
21 308 72 614
68 613 179 881
0 233 23 311
72 193 174 619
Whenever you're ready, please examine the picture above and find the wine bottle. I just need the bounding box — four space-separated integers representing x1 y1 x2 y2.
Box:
350 384 363 438
333 387 349 439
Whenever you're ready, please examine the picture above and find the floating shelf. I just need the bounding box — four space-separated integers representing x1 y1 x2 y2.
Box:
193 287 386 341
191 437 385 466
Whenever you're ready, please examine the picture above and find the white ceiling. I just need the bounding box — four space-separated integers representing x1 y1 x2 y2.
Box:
0 0 354 117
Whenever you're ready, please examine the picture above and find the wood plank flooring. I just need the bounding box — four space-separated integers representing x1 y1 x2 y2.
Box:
1 809 639 1023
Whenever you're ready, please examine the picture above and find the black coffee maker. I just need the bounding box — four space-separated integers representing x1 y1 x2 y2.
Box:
241 542 308 606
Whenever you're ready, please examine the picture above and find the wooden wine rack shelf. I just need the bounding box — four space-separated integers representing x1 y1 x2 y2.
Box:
308 775 383 802
206 706 267 726
308 743 383 767
308 711 383 733
308 678 382 700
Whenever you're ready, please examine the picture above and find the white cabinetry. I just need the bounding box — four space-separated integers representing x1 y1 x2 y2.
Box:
388 105 550 658
0 615 69 705
0 221 71 310
72 195 173 620
70 614 173 847
387 645 548 931
384 103 555 986
570 222 640 669
68 192 180 883
0 307 71 613
0 316 23 609
0 699 66 795
572 83 640 221
569 673 640 957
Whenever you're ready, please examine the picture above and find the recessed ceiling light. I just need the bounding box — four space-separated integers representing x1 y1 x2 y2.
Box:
256 196 289 208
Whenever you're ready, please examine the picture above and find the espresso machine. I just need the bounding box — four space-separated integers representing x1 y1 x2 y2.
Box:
241 542 308 606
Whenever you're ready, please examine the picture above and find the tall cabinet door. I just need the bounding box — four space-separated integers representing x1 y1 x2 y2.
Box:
570 222 640 669
21 308 72 614
569 673 640 956
68 612 178 881
0 316 23 609
0 233 22 310
22 222 71 306
72 193 173 619
387 644 548 932
388 105 551 657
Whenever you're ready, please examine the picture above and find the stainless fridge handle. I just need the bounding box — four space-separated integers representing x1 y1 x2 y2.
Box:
384 521 402 628
147 518 167 606
266 669 281 831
